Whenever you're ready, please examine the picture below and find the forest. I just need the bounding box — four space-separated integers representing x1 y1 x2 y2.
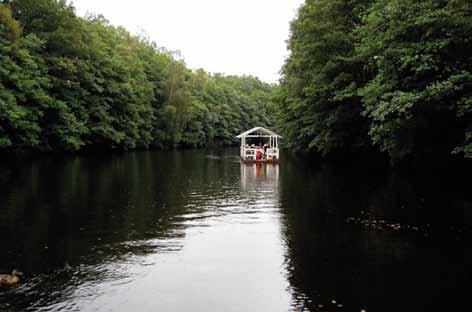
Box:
278 0 471 161
1 0 471 163
0 0 273 151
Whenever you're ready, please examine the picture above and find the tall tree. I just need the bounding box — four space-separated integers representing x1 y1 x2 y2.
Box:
278 0 471 161
279 0 372 156
158 60 192 146
0 3 49 149
358 0 472 159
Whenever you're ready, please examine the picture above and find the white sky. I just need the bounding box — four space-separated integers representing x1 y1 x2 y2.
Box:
72 0 304 83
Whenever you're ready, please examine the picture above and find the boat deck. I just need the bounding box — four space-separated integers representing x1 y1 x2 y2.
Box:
240 157 280 164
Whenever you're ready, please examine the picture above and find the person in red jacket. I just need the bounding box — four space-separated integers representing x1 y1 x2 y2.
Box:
256 150 262 160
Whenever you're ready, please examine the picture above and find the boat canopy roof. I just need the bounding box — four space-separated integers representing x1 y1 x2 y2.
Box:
236 127 282 138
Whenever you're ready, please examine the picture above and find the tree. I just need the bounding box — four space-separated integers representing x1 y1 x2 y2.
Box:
278 0 472 161
1 0 276 152
358 0 472 159
0 4 48 149
278 0 372 156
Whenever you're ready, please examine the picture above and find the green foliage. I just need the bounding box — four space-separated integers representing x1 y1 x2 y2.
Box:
0 3 21 42
278 0 472 160
0 9 49 149
0 0 275 152
158 60 192 146
279 0 372 156
187 72 273 147
358 0 472 160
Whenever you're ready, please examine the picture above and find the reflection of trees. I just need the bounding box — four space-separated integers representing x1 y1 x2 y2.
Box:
0 149 240 310
240 163 279 192
279 156 472 312
1 153 174 271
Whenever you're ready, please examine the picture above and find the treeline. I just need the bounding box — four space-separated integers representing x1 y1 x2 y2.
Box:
277 0 471 161
0 0 273 152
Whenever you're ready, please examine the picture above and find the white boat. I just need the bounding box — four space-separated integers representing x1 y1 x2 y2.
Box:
236 127 282 163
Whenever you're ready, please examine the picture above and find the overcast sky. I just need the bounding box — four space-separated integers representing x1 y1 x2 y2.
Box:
72 0 304 83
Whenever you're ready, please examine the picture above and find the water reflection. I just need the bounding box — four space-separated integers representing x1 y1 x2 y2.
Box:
0 150 292 312
279 155 471 312
0 151 200 310
240 162 279 192
0 150 470 312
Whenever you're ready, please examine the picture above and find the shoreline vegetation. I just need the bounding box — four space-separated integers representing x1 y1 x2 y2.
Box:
278 0 471 163
1 0 471 166
0 0 275 153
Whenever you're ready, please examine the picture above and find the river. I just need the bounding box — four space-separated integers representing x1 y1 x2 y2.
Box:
0 149 470 311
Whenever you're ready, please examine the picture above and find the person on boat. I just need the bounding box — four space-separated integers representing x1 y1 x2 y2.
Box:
262 144 268 160
256 149 262 160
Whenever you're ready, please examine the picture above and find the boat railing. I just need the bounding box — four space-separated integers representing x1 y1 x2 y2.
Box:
240 146 279 161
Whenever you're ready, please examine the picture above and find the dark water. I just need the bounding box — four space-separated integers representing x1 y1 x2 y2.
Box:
0 149 470 311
